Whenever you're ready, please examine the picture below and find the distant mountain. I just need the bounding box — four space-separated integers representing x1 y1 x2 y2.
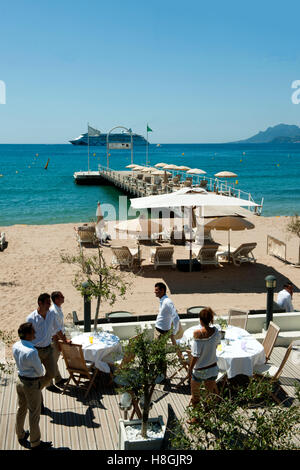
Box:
233 124 300 144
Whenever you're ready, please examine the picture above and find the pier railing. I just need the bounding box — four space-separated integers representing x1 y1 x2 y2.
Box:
97 164 263 214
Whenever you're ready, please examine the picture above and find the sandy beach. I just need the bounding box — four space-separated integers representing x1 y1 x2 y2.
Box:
1 215 300 339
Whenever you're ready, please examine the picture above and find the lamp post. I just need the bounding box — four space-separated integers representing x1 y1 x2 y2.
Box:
265 275 277 330
82 281 91 332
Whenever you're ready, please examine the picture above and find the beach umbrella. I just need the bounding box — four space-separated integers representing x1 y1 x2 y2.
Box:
214 171 238 178
177 166 191 171
186 168 206 175
154 163 167 168
126 164 137 169
162 164 179 170
205 216 255 258
114 216 163 240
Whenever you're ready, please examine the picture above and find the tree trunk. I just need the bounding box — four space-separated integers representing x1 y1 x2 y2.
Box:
141 395 151 439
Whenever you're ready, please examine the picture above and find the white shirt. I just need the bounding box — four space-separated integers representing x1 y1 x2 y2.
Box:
26 309 62 347
155 295 180 334
12 340 44 378
277 289 294 312
49 303 65 335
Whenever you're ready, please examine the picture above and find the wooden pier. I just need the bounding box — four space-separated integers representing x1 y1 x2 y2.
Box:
74 165 263 214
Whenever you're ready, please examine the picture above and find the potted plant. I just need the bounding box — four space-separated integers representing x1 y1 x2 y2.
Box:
216 317 228 340
115 328 178 450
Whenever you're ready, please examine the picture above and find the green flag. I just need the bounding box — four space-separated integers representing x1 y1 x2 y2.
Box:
147 125 153 132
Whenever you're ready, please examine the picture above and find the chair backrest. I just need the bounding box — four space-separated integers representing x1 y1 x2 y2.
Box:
111 246 132 263
228 308 249 330
60 342 89 374
198 245 218 262
200 180 208 188
273 342 294 380
78 226 96 242
119 334 141 368
154 246 174 262
263 321 280 361
232 243 257 257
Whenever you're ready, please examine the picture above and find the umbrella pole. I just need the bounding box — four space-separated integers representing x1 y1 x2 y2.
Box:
228 230 231 263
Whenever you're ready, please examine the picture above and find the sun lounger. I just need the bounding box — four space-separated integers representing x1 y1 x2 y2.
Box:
192 244 220 267
217 242 257 266
76 225 97 248
150 246 175 270
111 246 141 269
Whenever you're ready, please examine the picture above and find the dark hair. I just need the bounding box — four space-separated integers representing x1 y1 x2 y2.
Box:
199 307 214 327
155 282 166 294
18 322 34 340
38 293 50 305
283 282 293 288
51 291 61 303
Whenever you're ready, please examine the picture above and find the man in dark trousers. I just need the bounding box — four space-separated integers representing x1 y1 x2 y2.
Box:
13 322 53 450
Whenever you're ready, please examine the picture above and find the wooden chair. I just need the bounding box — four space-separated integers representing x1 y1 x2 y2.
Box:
218 243 257 266
111 246 140 269
262 321 280 362
192 244 220 267
228 309 249 330
150 246 175 270
254 342 294 380
168 339 191 388
253 342 294 403
76 225 97 249
59 342 99 398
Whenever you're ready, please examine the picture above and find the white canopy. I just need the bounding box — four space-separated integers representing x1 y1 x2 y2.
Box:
130 188 258 210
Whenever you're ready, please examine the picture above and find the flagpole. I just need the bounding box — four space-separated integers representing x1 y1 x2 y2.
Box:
146 124 148 166
87 122 90 172
146 129 148 166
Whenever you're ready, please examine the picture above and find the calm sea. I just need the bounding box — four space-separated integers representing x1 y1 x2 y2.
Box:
0 143 299 226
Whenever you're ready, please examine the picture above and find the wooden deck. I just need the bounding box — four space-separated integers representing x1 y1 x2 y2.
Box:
0 346 299 451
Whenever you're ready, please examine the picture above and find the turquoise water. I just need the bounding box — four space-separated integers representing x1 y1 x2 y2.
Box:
0 143 299 226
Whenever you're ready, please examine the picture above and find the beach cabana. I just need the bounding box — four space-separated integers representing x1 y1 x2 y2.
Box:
130 188 259 271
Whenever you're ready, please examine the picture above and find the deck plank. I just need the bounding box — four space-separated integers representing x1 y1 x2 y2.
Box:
1 346 299 450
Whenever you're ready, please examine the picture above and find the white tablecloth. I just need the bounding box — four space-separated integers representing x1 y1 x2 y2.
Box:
71 332 122 374
180 325 266 379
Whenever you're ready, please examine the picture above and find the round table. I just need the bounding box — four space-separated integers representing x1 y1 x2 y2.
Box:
180 324 266 379
71 331 122 374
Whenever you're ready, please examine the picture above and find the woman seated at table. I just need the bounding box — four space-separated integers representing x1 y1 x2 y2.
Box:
189 307 221 410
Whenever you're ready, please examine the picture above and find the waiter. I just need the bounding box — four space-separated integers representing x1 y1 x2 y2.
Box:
154 282 182 340
13 322 53 450
27 292 69 390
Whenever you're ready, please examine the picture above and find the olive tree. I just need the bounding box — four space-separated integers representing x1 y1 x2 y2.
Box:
61 245 130 330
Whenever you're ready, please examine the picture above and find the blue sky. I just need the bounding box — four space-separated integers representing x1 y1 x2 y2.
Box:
1 0 300 143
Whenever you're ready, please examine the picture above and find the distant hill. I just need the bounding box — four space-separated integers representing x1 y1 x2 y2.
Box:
233 124 300 144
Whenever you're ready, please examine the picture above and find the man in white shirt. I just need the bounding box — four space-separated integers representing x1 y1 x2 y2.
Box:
154 282 182 339
13 322 53 450
276 283 294 312
49 291 68 388
26 293 69 391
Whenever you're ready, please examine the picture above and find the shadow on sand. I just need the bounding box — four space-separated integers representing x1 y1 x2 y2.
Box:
135 263 299 295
